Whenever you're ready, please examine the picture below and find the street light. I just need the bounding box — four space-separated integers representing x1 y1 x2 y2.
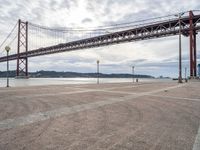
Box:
97 60 100 84
5 46 10 87
132 66 135 83
185 67 188 82
175 12 184 83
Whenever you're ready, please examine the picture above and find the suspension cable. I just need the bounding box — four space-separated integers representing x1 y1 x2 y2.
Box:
28 10 191 32
8 33 18 46
0 22 18 50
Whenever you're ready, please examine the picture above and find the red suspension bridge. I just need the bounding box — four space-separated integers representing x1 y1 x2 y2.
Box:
0 10 199 78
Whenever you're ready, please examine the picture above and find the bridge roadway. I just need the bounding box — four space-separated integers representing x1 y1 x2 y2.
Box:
0 81 200 149
0 14 200 62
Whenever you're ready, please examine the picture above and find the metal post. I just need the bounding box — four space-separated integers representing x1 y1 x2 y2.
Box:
97 60 99 84
17 19 20 77
185 67 187 82
25 21 28 77
193 31 197 77
5 46 10 87
6 51 9 87
132 66 134 83
178 13 183 83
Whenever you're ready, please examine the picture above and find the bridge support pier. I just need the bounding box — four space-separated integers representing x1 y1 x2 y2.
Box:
16 19 28 78
189 11 197 78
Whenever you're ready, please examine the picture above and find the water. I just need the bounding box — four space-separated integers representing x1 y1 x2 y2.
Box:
0 78 172 87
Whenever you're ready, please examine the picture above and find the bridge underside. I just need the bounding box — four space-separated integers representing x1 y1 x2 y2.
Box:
0 11 200 78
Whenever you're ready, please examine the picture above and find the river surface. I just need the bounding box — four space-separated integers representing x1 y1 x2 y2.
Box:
0 78 173 87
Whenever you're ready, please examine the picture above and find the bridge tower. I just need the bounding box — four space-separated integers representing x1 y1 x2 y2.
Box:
189 11 197 78
16 19 28 78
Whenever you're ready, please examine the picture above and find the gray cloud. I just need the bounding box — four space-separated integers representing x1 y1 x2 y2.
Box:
82 18 92 24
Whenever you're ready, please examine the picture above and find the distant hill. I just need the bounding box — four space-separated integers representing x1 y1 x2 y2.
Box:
0 70 154 78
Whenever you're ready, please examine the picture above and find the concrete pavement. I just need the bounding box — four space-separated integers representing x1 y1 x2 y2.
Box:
0 81 200 150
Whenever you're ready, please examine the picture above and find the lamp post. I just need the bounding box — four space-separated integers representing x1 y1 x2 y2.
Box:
132 66 134 83
5 46 10 87
175 12 184 83
185 67 187 82
97 60 100 84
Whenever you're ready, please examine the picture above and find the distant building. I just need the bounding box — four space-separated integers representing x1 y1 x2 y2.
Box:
198 64 200 77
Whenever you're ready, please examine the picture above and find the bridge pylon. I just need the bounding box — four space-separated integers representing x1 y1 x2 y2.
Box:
189 11 197 78
16 19 28 78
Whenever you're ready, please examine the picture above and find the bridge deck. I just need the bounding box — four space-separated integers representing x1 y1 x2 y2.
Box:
0 81 200 150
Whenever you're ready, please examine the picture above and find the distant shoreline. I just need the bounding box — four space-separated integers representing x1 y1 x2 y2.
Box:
0 70 155 78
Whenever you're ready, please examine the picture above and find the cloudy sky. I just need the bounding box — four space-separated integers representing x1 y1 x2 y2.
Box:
0 0 200 77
